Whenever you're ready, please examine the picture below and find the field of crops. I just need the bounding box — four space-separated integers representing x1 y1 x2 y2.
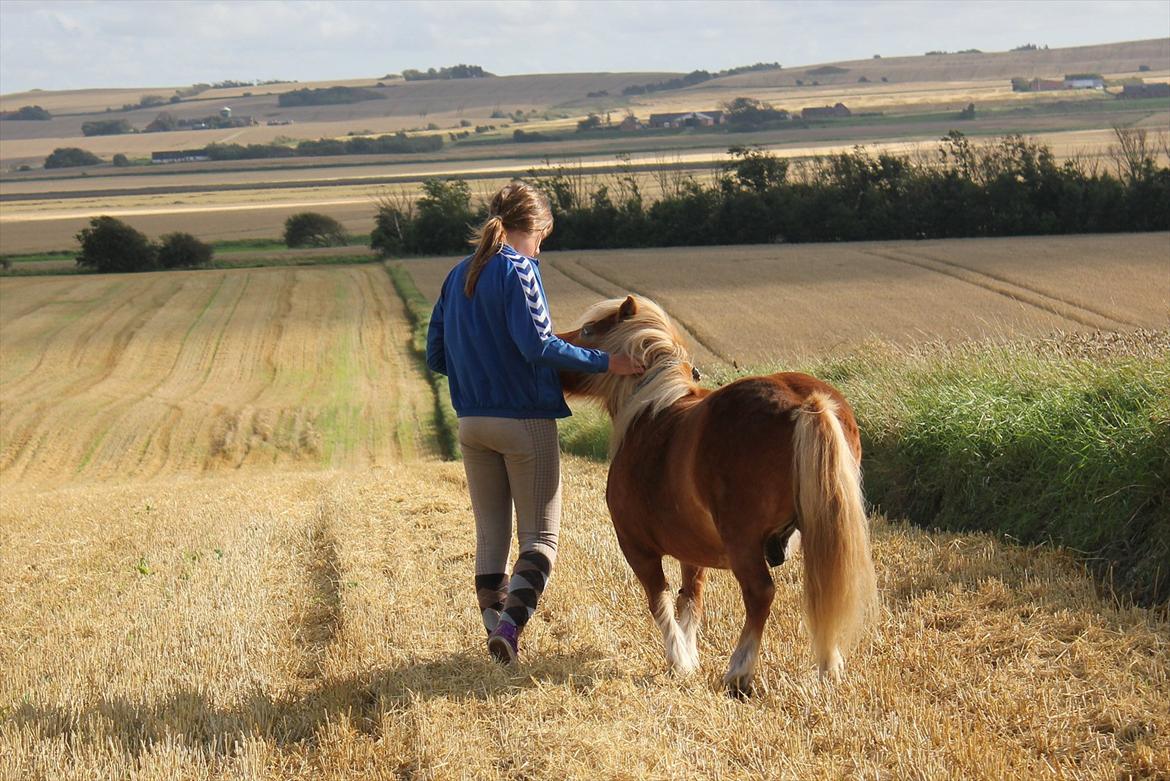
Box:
1 253 1167 778
404 233 1170 366
0 264 437 487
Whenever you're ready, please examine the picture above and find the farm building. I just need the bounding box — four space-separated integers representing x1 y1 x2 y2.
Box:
801 102 852 119
1119 82 1170 99
151 149 210 164
1064 73 1105 89
647 111 724 128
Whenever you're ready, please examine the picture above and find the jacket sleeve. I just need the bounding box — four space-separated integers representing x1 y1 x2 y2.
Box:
425 278 448 376
503 261 609 374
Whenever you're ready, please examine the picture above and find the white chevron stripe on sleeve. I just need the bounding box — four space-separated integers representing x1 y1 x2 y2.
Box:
507 255 553 339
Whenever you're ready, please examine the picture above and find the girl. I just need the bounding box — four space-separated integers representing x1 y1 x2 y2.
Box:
425 181 642 664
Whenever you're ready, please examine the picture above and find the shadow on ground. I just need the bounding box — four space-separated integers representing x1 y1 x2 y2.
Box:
10 647 606 759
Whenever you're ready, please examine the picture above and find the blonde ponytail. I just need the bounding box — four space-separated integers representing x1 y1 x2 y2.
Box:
463 181 554 297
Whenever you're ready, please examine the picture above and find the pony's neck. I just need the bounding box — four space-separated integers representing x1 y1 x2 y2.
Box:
606 359 695 456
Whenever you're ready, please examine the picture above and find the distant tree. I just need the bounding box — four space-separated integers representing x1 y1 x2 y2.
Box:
112 153 131 167
723 97 787 129
411 178 476 254
283 212 347 247
82 119 132 136
145 112 179 132
576 113 603 131
401 64 494 81
44 147 102 168
723 145 788 192
371 191 414 257
75 216 156 272
513 129 553 142
3 105 51 120
278 86 385 107
156 232 213 268
959 103 977 120
621 70 711 96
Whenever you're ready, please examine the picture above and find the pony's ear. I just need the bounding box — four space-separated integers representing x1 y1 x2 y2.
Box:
619 295 637 320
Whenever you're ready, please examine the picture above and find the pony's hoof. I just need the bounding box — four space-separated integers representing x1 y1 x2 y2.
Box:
724 674 754 699
818 648 844 682
669 653 699 677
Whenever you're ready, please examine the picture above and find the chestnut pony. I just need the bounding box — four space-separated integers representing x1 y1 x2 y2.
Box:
560 296 876 694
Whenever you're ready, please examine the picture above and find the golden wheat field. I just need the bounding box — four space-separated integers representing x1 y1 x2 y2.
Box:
0 264 437 487
1 259 1168 779
403 233 1170 366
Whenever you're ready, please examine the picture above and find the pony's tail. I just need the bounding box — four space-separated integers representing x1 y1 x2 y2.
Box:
791 391 876 680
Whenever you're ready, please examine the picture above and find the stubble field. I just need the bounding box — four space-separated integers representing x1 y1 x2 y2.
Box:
0 264 437 487
1 248 1167 779
404 233 1170 366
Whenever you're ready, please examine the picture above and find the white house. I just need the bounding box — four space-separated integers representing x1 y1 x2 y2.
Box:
1064 74 1105 90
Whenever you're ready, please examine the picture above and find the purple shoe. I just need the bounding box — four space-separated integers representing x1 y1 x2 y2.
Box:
488 620 519 665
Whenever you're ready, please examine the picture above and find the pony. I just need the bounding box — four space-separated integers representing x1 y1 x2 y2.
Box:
559 295 876 695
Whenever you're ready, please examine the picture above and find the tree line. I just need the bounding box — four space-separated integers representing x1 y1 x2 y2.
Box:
370 130 1169 257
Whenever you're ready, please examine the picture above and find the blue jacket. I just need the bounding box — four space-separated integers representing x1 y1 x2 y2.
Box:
425 244 609 419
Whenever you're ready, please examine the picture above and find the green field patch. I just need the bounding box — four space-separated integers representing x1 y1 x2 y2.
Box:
384 262 459 460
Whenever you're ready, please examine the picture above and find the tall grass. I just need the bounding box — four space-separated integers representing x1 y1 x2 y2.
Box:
383 262 460 460
821 336 1170 607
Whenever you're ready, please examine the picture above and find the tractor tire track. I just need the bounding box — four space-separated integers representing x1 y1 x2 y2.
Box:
555 256 735 366
75 273 241 480
889 248 1143 329
0 279 130 397
294 485 345 681
863 249 1136 331
0 277 184 478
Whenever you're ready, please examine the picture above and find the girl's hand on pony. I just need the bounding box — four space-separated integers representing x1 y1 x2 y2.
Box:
608 354 644 376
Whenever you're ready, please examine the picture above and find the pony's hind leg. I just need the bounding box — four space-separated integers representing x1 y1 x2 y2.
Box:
677 564 707 665
625 547 698 675
724 552 776 697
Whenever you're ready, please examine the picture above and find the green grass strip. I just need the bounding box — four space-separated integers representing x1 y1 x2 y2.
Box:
765 338 1167 606
383 262 460 461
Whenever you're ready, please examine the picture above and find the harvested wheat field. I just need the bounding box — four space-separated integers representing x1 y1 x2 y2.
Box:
1 258 1168 779
1 457 1167 779
0 264 438 487
402 233 1170 367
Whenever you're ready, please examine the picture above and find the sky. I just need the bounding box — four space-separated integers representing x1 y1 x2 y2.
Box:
1 0 1167 95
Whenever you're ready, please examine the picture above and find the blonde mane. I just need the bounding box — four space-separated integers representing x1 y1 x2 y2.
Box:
573 297 698 454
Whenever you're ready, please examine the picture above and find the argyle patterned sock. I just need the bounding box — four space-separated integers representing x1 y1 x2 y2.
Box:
500 550 552 631
475 573 508 635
